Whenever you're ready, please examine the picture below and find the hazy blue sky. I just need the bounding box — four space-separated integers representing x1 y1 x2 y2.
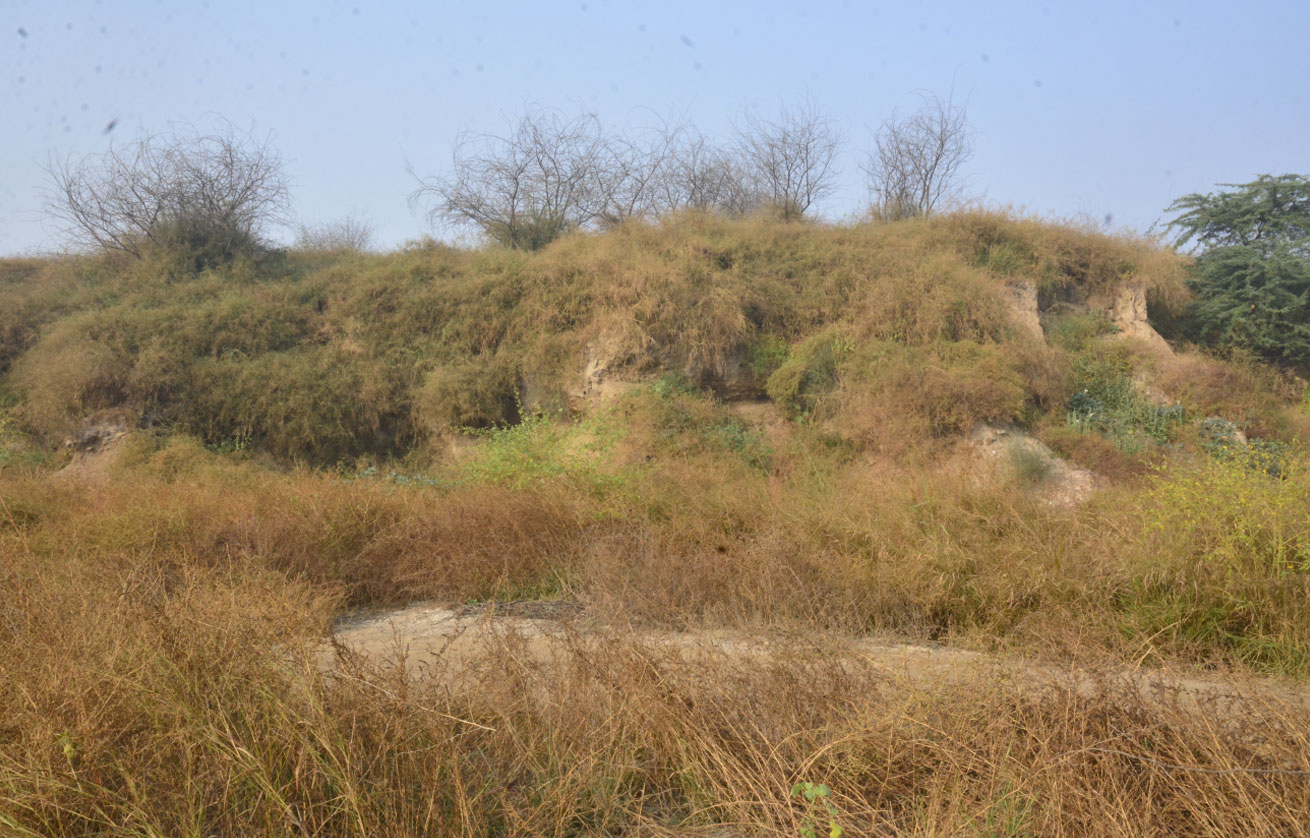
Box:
3 0 1307 254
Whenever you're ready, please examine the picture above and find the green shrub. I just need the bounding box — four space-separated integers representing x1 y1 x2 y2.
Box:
1006 441 1054 486
178 349 413 462
623 380 773 472
1198 417 1293 478
9 317 130 441
1121 457 1310 671
0 210 1197 463
1064 345 1185 452
832 340 1029 446
418 358 521 431
459 410 637 495
1045 311 1118 351
765 330 851 418
747 333 790 380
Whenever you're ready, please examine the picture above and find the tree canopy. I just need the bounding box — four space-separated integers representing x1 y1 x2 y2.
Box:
1164 174 1310 367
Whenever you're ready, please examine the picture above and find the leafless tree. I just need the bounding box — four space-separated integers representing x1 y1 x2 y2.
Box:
734 98 842 221
410 108 612 250
600 117 766 223
865 93 973 221
594 116 690 226
45 122 290 262
413 107 808 248
653 127 761 218
294 214 375 252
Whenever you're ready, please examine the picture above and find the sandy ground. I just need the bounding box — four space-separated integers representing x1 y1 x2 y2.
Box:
329 600 1310 722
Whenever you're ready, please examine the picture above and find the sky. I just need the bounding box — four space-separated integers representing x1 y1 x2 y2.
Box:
3 0 1308 255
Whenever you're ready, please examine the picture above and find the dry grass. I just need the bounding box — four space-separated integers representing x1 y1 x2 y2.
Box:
1151 349 1310 441
1 407 1308 833
3 212 1309 833
4 552 1310 836
5 409 1309 658
0 209 1195 463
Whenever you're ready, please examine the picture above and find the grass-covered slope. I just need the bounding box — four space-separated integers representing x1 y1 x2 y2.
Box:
4 212 1310 835
1 210 1244 464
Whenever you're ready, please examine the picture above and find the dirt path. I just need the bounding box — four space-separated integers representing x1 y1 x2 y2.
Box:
330 601 1310 719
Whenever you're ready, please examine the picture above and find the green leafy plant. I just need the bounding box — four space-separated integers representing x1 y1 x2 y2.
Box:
1045 310 1118 351
1122 456 1310 671
641 377 774 471
1065 346 1185 452
1199 416 1292 478
766 330 852 418
648 372 699 399
790 782 843 838
978 784 1036 837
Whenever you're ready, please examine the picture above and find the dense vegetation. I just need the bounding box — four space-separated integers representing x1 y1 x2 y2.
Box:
1166 174 1310 367
3 211 1310 835
2 210 1206 462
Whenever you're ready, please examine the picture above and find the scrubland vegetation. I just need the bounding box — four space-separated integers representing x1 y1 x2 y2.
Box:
3 209 1310 835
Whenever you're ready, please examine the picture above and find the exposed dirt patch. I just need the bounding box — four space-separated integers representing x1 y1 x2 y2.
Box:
1003 279 1044 342
328 602 1310 725
724 398 794 448
450 598 586 620
970 422 1100 506
62 410 132 453
55 415 134 482
572 332 650 408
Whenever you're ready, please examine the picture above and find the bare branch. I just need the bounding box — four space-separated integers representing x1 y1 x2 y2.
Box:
294 214 374 252
410 108 611 250
655 126 761 218
410 108 776 248
596 114 693 226
44 121 289 264
864 93 973 221
735 98 842 221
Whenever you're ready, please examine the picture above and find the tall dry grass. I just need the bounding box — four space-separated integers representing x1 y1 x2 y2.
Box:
3 211 1310 833
4 556 1309 835
0 405 1308 833
5 406 1308 666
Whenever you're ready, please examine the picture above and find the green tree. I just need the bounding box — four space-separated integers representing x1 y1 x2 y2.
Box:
1164 174 1310 367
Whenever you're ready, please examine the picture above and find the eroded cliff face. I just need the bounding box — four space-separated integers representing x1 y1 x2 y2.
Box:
1004 280 1044 342
570 331 651 408
1002 278 1172 353
577 276 1174 414
1105 282 1172 353
571 336 766 409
